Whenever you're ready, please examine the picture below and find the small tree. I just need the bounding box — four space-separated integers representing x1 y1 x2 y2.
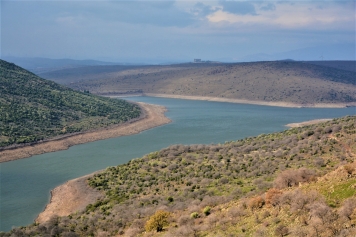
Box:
265 188 282 206
145 210 170 232
248 196 265 210
274 168 315 189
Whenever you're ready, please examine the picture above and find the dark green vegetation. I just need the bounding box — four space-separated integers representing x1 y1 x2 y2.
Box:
3 116 355 236
41 61 356 105
0 60 141 148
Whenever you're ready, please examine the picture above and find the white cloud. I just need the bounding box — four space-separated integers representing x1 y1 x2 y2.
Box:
206 1 355 30
2 0 354 61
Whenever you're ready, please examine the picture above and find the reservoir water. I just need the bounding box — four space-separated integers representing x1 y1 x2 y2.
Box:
0 96 355 231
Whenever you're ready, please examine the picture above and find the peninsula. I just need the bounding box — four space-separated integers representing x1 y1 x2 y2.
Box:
0 59 170 162
0 102 170 162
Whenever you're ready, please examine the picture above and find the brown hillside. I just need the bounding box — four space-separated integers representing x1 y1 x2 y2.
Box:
41 61 356 106
305 60 356 72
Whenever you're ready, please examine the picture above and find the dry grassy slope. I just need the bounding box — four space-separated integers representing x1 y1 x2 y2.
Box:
172 163 356 237
48 61 356 105
306 60 356 72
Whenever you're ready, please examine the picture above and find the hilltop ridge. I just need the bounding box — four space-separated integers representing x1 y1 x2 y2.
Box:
0 59 141 149
40 61 356 107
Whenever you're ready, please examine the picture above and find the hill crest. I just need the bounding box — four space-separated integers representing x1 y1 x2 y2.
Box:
0 59 141 148
40 61 356 107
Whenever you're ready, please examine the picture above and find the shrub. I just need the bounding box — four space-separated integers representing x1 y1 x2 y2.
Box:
275 224 289 236
203 206 211 216
144 210 170 232
339 197 356 221
190 212 200 219
314 157 326 167
265 188 282 206
344 164 355 175
274 168 316 189
248 196 265 210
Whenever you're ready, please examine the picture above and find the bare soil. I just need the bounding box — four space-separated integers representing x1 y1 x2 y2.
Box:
36 172 103 224
143 94 356 108
0 102 171 163
285 118 333 128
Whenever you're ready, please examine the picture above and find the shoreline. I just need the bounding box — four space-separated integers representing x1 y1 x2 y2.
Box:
36 171 103 224
14 95 353 225
34 99 347 224
0 102 171 163
35 116 342 224
285 118 333 128
107 93 356 108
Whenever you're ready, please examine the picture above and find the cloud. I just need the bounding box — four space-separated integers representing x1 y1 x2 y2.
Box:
2 0 355 61
191 2 216 18
207 1 355 30
219 1 257 15
260 3 276 11
89 1 196 27
21 1 197 28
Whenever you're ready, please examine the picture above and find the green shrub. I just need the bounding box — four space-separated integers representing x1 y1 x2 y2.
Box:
145 210 170 232
203 206 211 216
190 212 199 219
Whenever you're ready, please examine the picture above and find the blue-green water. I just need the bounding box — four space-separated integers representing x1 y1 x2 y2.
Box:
0 97 355 231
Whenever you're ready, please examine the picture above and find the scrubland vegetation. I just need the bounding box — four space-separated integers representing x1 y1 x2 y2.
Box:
44 61 356 105
0 60 141 148
2 115 355 236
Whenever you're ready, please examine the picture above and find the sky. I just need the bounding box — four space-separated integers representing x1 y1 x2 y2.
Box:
1 0 355 63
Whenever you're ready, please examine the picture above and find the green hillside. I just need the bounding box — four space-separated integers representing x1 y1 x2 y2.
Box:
3 116 355 236
0 60 141 148
41 61 356 106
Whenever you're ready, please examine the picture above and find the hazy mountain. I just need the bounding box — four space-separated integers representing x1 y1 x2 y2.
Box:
240 43 355 62
1 56 119 74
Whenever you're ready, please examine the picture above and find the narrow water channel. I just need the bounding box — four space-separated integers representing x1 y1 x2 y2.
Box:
0 97 354 231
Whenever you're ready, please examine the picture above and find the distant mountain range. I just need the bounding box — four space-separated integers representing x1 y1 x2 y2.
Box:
3 43 354 70
237 43 355 62
1 57 120 74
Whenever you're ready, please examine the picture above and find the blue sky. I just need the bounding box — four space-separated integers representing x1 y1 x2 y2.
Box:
1 0 355 63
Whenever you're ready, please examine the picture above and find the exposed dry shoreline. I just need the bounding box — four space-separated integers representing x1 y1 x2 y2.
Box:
285 118 333 128
35 116 335 224
132 93 356 108
36 172 103 224
31 96 352 224
0 102 171 163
